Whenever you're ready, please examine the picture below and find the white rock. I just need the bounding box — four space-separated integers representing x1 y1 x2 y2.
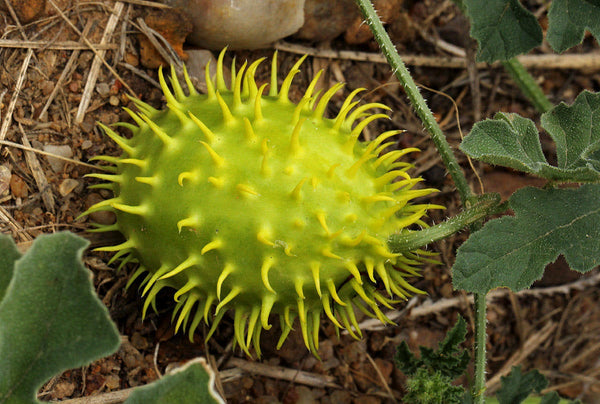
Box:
59 178 80 197
43 144 73 172
166 0 305 50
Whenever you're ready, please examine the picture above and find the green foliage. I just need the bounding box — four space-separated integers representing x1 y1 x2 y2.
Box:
0 232 120 404
547 0 600 52
403 367 465 404
463 0 542 62
125 358 223 404
462 0 600 61
496 366 548 403
396 316 470 403
460 91 600 183
486 366 581 404
0 232 223 404
453 185 600 294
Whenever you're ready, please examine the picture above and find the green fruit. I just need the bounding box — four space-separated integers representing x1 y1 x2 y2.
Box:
85 50 442 356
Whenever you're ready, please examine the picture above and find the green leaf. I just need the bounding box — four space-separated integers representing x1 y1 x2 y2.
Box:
453 185 600 294
125 358 224 404
463 0 542 62
496 366 547 404
0 236 21 301
460 91 600 183
0 232 120 404
547 0 600 52
395 316 470 379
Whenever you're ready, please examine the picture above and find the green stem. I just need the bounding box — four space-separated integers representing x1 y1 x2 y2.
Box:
354 0 472 206
388 194 505 253
473 293 487 402
502 58 553 113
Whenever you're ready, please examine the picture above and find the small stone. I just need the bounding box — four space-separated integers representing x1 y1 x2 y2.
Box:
68 81 80 93
10 174 28 198
166 0 304 50
0 165 11 195
40 80 55 96
81 140 93 150
59 179 80 197
109 95 120 106
43 144 73 172
96 82 110 97
295 0 359 42
52 380 76 399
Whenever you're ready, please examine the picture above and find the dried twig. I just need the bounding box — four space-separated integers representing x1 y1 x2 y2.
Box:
75 1 126 124
275 41 600 70
46 0 135 98
19 124 55 213
0 139 109 171
0 48 33 142
0 205 32 241
226 357 340 389
135 17 183 68
358 271 600 331
0 39 117 50
119 0 171 8
39 21 96 121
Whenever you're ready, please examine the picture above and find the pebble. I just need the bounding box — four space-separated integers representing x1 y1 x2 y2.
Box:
295 0 358 42
109 95 120 106
81 140 93 150
43 144 73 172
166 0 304 50
58 178 80 197
9 174 28 198
96 82 110 97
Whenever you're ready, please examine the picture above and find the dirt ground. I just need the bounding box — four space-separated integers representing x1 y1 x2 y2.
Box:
1 0 600 403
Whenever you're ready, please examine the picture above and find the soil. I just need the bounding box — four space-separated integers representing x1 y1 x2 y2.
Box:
1 0 599 403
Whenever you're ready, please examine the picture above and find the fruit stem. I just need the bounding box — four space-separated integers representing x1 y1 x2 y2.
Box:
387 193 505 253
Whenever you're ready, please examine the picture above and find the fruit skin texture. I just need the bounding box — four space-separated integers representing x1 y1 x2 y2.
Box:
86 50 441 356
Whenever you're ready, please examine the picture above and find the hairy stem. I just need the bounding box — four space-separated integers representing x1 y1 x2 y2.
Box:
502 58 553 113
354 1 490 402
473 293 487 402
388 194 505 253
353 0 472 206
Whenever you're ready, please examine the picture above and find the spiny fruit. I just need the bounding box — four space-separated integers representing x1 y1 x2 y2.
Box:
85 50 442 356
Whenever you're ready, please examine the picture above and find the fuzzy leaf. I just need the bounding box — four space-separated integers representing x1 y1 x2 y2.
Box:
496 366 547 404
463 0 542 62
0 232 120 404
461 91 600 183
453 185 600 294
125 358 224 404
0 236 20 301
547 0 600 52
